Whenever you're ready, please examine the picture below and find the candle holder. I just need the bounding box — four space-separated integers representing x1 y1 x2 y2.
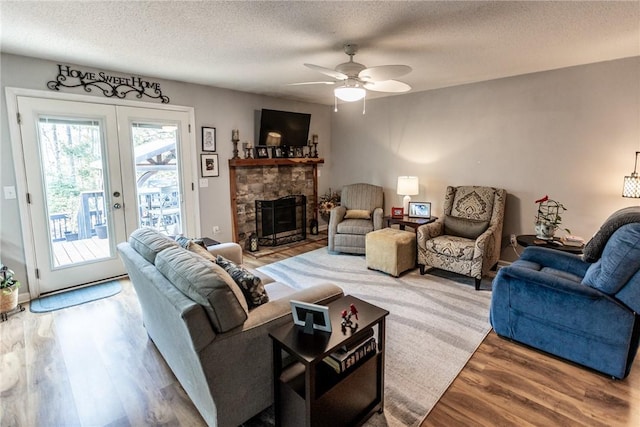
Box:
232 130 240 159
247 144 254 159
312 142 318 158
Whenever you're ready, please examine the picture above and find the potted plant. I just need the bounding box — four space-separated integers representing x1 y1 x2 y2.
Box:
534 195 570 240
0 262 21 315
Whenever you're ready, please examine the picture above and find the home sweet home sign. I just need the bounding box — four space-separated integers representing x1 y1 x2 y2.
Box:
47 64 170 103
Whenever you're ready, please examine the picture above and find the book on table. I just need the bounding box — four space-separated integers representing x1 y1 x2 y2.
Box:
323 336 377 374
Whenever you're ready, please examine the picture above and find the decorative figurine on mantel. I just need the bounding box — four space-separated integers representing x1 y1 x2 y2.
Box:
232 129 240 159
312 134 319 158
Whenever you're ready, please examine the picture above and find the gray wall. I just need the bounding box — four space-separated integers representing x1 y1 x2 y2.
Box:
330 56 640 260
0 53 332 295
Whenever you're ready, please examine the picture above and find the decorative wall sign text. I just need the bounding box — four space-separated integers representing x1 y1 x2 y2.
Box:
47 64 170 103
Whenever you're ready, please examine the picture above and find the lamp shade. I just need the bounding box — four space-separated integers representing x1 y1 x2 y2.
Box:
397 176 419 196
622 152 640 198
334 86 366 102
623 173 640 198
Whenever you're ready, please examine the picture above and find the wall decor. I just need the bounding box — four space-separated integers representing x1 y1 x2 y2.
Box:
202 127 216 152
201 154 219 177
47 64 169 103
391 207 404 219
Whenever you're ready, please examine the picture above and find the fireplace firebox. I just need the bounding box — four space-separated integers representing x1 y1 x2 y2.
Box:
255 195 306 246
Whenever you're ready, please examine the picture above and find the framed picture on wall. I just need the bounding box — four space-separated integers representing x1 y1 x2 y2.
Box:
202 127 216 152
408 201 431 218
201 154 219 177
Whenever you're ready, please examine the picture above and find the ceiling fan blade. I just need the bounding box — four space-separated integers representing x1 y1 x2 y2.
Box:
363 80 411 93
288 81 336 86
304 63 348 80
359 65 412 82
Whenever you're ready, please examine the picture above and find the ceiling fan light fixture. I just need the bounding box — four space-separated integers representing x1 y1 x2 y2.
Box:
334 86 366 102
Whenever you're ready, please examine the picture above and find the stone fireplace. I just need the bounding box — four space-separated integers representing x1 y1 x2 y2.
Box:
228 158 323 249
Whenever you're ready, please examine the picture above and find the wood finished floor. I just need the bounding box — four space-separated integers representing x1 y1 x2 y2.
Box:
1 238 639 426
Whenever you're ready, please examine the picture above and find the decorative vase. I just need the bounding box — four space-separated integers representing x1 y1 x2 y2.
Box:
535 222 557 240
0 285 19 314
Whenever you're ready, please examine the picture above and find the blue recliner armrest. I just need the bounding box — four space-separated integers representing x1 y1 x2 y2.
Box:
519 246 591 278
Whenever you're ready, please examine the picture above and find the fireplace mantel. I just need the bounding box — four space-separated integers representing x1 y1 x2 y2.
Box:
229 158 324 167
228 158 324 245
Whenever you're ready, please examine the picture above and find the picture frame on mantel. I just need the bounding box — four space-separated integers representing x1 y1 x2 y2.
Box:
202 127 216 152
201 154 219 177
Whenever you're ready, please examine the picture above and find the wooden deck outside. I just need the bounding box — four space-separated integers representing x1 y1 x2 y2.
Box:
51 237 112 267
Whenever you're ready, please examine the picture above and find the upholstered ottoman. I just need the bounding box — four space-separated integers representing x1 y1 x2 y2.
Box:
366 228 416 277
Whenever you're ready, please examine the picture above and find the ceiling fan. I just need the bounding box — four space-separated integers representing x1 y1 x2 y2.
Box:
292 43 412 112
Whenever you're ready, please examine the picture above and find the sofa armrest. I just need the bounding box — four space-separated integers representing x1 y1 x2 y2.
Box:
519 246 590 278
373 207 384 230
207 242 243 265
243 283 344 331
417 220 444 250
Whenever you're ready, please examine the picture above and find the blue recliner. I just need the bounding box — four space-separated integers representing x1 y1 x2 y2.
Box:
491 210 640 379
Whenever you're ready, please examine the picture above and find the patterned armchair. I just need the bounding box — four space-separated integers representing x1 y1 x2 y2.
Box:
417 186 506 290
328 183 384 254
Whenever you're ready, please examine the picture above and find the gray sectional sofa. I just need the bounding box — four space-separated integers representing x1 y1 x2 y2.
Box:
117 228 343 427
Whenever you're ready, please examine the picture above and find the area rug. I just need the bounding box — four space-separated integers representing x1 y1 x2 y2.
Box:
257 248 492 427
29 281 122 313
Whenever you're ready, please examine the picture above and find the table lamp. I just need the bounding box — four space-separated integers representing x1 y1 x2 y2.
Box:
622 151 640 198
397 176 419 214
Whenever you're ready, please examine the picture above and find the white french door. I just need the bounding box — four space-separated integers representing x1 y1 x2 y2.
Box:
14 95 196 295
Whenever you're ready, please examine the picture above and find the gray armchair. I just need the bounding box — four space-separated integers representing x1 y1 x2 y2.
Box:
417 185 506 290
328 183 384 254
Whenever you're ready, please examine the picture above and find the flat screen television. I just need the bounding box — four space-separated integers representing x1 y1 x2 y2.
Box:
258 109 311 147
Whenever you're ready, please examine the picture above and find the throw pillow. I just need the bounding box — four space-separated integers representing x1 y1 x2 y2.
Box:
443 215 490 240
344 209 371 220
187 240 217 263
129 227 178 264
216 255 269 308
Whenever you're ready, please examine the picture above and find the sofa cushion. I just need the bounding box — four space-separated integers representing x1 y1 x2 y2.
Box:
336 218 374 235
344 209 371 220
583 207 640 262
156 246 248 333
583 223 640 295
216 255 269 308
129 228 178 264
443 215 489 239
426 235 475 260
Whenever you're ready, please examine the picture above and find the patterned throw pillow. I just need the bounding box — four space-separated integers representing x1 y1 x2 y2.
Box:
216 255 269 308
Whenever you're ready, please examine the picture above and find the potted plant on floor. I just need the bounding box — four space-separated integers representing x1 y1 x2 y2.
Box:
0 262 21 315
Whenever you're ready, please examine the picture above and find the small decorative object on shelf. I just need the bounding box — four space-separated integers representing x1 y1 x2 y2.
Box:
534 195 570 240
341 303 359 331
1 262 24 321
231 129 240 159
247 232 259 252
391 207 404 219
312 134 319 158
318 188 341 222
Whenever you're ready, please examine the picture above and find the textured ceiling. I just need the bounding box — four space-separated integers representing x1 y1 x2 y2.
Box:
1 1 639 105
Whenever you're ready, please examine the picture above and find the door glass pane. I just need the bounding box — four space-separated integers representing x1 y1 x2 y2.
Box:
131 122 182 236
38 116 111 268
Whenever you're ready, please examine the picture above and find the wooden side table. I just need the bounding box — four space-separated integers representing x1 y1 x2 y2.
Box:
384 215 437 231
270 295 389 427
516 234 584 254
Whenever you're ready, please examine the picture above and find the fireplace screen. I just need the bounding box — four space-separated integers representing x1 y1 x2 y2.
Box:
255 195 306 246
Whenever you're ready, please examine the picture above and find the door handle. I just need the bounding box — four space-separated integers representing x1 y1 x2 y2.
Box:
113 203 122 209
